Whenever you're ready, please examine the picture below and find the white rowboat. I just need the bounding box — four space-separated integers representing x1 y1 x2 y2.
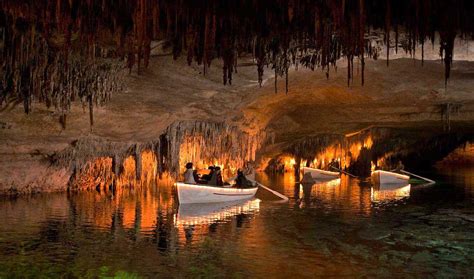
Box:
371 170 409 185
176 182 258 204
302 167 340 181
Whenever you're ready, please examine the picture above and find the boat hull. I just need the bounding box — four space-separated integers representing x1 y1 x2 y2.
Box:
176 183 258 204
371 170 409 185
302 167 340 181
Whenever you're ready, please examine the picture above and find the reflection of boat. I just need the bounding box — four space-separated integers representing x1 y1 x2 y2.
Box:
176 199 260 226
371 183 411 202
176 183 258 204
302 167 340 181
371 170 409 185
299 178 341 207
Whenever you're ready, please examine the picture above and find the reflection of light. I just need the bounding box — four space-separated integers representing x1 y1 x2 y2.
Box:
326 178 341 187
281 156 296 171
371 184 411 202
175 198 260 226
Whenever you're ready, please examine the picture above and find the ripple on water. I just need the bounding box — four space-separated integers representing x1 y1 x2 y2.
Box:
0 170 473 277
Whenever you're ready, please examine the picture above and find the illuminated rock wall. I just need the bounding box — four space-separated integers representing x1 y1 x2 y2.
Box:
264 127 473 177
55 120 264 192
165 121 265 179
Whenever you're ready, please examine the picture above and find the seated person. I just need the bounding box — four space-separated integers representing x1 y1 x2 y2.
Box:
192 169 200 183
209 166 224 186
201 166 215 182
184 162 196 184
235 169 252 188
215 167 224 186
243 163 256 182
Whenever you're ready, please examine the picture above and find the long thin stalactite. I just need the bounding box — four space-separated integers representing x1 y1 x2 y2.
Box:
1 0 473 125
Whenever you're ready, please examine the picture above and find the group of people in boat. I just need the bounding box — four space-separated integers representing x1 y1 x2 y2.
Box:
183 162 254 188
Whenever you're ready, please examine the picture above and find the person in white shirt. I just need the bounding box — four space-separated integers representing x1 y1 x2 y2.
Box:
184 162 196 184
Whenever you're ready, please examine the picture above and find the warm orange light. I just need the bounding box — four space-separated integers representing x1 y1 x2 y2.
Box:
371 184 411 202
75 149 159 191
177 135 245 180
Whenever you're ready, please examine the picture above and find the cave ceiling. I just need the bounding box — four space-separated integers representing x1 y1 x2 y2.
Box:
1 0 473 124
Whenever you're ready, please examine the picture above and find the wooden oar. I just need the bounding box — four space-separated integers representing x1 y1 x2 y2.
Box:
400 170 436 184
253 181 289 202
330 166 358 178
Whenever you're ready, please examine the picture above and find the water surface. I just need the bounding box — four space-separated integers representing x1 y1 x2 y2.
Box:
0 168 473 278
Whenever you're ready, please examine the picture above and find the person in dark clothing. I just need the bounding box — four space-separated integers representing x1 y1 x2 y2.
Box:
192 169 200 183
327 158 340 171
235 169 251 188
214 166 224 186
202 166 215 182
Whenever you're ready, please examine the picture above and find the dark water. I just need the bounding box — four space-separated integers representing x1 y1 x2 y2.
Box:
0 168 473 278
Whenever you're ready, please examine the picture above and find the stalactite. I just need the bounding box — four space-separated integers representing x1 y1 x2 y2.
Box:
385 0 391 66
440 31 456 87
395 24 399 54
274 67 277 94
164 120 265 178
1 0 472 122
421 40 424 66
152 138 162 179
135 144 142 179
255 41 265 87
112 154 122 176
88 94 94 128
202 10 210 75
359 0 365 86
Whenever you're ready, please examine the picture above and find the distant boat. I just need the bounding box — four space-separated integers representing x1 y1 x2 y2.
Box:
301 167 340 181
371 170 409 185
176 182 258 204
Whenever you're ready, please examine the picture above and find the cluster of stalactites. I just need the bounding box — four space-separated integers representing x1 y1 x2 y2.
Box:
53 136 167 190
165 0 472 89
283 134 345 161
2 0 473 123
282 127 391 161
53 120 264 187
165 120 265 177
1 1 129 127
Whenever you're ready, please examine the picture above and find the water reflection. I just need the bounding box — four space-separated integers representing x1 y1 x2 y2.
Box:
1 169 473 277
257 171 374 215
371 183 411 203
298 178 341 208
176 199 260 226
